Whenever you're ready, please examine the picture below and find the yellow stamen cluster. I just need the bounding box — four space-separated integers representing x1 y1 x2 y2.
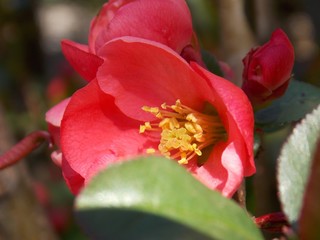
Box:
139 100 225 165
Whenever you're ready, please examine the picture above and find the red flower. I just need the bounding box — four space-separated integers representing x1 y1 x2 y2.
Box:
61 0 201 82
241 29 294 106
54 38 255 197
46 0 201 166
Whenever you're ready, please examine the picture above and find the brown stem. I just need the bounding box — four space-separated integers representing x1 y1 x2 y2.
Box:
0 131 52 170
233 180 246 209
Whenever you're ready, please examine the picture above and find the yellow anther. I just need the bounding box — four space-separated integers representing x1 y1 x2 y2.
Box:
139 122 152 133
139 126 146 133
155 112 163 119
178 152 188 165
160 118 180 129
142 106 159 114
146 148 156 154
192 144 202 156
161 103 167 109
171 99 184 113
194 133 205 142
140 100 225 165
169 118 180 129
185 122 197 134
194 123 203 133
159 118 171 128
186 113 197 123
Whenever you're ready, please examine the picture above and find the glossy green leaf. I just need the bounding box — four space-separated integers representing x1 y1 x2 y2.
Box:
255 80 320 132
277 104 320 228
75 157 263 240
299 140 320 239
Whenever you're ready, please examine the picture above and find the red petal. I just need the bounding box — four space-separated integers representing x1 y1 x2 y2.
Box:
97 37 207 121
60 79 157 192
94 0 193 54
61 40 103 82
191 63 256 177
61 157 85 195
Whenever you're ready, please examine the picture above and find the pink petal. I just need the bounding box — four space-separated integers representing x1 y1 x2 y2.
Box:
97 37 208 121
61 40 103 82
195 142 244 197
46 98 70 148
94 0 193 54
51 150 62 167
45 98 70 127
60 79 157 192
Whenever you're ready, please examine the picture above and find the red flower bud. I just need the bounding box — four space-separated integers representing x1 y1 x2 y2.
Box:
242 29 294 106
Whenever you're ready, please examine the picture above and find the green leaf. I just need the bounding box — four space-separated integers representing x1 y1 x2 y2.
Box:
298 139 320 239
277 104 320 228
255 80 320 132
75 157 263 240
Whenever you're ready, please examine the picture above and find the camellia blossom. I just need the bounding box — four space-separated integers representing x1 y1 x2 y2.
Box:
52 37 255 197
47 0 203 166
241 29 295 106
61 0 202 82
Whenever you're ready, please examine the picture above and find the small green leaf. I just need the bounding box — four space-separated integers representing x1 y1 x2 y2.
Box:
299 140 320 239
255 80 320 132
277 104 320 228
75 157 263 240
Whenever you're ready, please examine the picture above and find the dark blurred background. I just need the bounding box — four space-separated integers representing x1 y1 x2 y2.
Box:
0 0 319 239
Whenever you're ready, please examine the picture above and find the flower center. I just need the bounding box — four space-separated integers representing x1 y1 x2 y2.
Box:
139 99 225 165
